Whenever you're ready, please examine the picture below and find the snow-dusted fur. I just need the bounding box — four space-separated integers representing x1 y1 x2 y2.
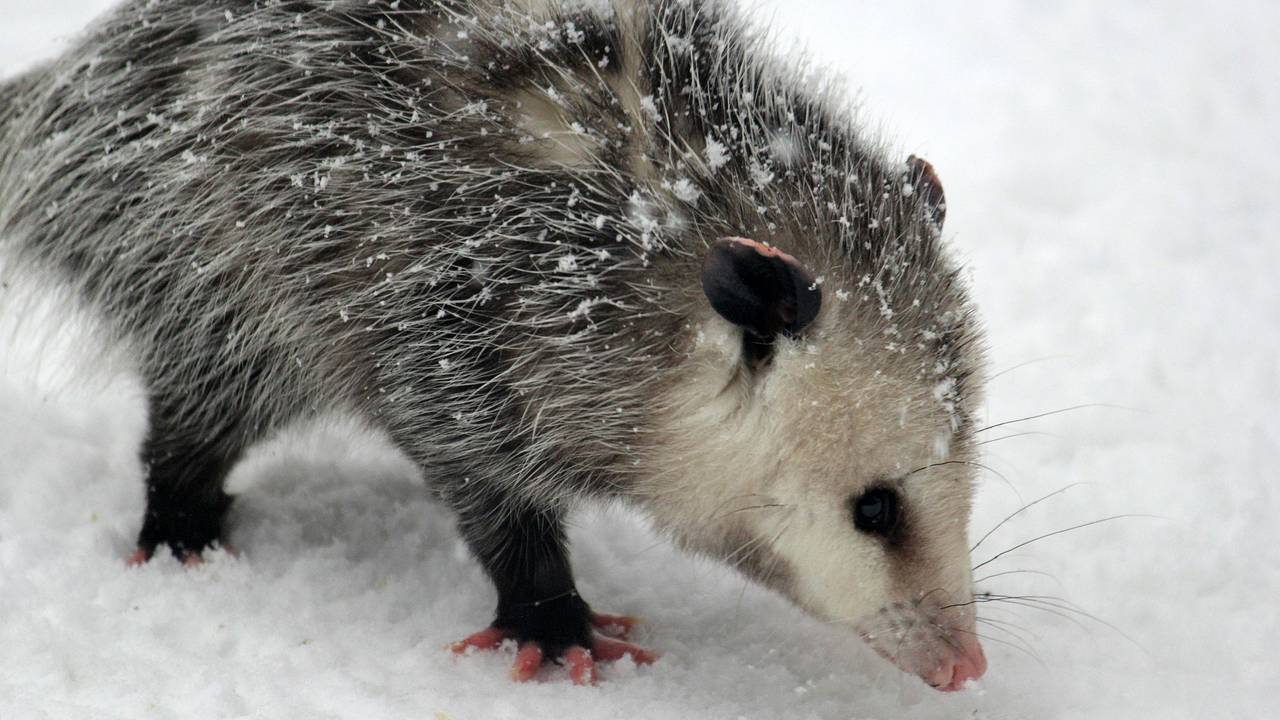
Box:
0 0 985 686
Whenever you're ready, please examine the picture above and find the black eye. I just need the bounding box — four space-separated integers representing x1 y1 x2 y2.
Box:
851 487 900 536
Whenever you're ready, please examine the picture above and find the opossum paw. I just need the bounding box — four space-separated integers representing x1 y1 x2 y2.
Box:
125 543 238 567
449 621 657 685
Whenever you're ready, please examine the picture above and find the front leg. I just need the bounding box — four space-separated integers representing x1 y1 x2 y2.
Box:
450 491 655 684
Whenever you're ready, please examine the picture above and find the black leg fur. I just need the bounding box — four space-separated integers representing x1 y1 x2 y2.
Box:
135 401 241 558
137 461 234 558
457 488 593 659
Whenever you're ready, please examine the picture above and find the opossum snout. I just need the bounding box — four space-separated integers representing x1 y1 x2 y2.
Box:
927 634 986 692
858 598 987 692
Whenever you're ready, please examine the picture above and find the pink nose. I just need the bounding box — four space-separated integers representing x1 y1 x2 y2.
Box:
933 640 987 692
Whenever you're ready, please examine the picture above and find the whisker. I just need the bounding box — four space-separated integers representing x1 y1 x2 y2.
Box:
723 512 791 571
636 495 792 559
705 493 780 519
961 596 1092 635
977 594 1146 653
986 354 1070 382
972 514 1160 572
934 624 964 655
953 625 1046 669
907 459 1019 496
977 615 1044 644
975 431 1052 447
975 403 1128 434
893 621 910 680
716 503 790 519
626 537 672 557
974 568 1065 590
916 586 950 607
969 603 1030 624
731 511 796 616
970 483 1090 553
741 514 798 618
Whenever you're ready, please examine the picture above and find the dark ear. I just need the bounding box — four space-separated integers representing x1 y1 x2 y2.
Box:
907 155 946 228
700 237 822 339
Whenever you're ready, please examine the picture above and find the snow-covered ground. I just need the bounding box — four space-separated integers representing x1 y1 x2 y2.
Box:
2 1 1277 718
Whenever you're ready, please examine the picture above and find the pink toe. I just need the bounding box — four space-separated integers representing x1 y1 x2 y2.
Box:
591 635 658 665
450 627 510 654
565 646 596 685
510 643 544 682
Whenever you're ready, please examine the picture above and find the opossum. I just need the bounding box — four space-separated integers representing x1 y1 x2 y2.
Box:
0 0 987 690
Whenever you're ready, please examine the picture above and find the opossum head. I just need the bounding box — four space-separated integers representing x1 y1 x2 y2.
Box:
643 169 986 691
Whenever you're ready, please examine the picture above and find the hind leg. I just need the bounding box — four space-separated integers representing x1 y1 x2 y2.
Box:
446 480 657 683
131 401 243 564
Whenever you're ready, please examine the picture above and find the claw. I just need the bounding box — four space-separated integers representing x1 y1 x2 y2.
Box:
126 543 238 568
451 627 510 654
564 646 596 685
590 635 658 665
510 642 544 682
590 612 639 640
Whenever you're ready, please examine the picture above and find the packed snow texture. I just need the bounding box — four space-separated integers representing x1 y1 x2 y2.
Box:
2 1 1277 718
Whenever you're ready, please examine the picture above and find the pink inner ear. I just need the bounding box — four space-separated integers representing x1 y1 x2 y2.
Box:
722 236 796 263
906 156 946 224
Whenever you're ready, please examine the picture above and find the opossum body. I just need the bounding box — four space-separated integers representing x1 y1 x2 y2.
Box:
0 0 987 690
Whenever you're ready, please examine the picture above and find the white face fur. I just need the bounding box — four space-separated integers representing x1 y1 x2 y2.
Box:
642 293 985 689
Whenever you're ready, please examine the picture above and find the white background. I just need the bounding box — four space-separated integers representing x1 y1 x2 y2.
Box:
2 1 1277 718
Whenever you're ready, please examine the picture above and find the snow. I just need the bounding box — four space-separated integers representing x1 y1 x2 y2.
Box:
2 1 1279 719
667 177 701 204
703 134 730 171
748 159 775 189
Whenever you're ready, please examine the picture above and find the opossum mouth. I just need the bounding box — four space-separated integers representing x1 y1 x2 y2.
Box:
860 621 987 692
